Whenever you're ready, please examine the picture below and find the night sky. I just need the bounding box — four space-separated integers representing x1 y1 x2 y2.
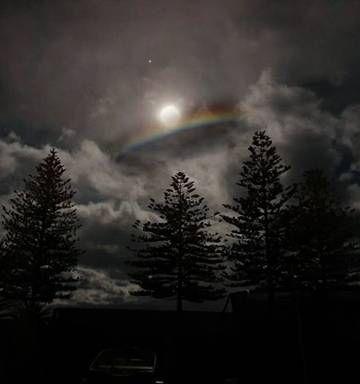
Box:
1 0 360 308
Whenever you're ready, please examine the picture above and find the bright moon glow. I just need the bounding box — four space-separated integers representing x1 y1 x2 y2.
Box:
158 104 181 126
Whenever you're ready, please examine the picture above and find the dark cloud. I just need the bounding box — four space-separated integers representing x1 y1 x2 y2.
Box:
1 0 359 144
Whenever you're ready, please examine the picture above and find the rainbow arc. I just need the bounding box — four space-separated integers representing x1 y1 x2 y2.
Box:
123 106 241 152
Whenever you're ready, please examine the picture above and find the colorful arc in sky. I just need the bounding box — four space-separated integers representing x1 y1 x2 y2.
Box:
123 107 241 152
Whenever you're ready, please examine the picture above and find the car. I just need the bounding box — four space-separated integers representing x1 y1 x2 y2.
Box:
81 345 165 384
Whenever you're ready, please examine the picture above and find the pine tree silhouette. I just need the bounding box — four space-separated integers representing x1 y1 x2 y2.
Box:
223 130 295 305
129 171 225 312
284 169 359 291
282 170 360 384
0 148 82 313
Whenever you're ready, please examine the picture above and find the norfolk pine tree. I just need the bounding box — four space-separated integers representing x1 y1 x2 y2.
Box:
0 148 82 315
129 171 225 312
222 130 295 307
284 169 359 292
283 170 360 384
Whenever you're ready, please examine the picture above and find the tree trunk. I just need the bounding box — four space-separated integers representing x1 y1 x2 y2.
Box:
177 291 183 312
177 248 183 313
293 290 308 384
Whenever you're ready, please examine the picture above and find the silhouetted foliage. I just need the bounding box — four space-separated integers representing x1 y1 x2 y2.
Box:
129 171 225 311
281 170 360 384
222 130 295 303
0 148 82 313
284 169 360 291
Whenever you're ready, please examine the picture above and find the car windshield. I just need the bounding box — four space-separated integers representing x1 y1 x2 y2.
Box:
91 348 155 371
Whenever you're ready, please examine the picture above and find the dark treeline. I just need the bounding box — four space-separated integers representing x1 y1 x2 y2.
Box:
1 131 358 316
129 130 360 311
127 130 360 383
0 130 360 383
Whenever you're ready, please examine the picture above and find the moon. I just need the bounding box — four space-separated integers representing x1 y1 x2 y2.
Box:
158 104 181 126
